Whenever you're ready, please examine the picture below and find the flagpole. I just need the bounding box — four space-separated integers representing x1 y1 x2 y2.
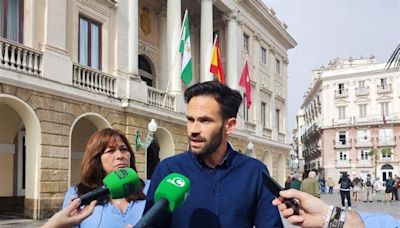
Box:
162 10 188 108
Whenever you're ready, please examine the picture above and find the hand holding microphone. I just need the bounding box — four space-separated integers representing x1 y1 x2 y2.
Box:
79 168 140 205
135 173 191 228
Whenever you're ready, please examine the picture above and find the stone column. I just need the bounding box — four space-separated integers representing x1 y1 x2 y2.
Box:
167 0 182 94
253 33 262 136
200 0 214 82
224 11 239 89
42 0 72 84
269 47 278 140
115 0 140 99
158 3 168 91
116 0 138 76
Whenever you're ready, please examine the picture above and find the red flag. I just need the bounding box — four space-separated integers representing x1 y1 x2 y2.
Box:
383 114 387 125
239 61 251 108
210 38 225 84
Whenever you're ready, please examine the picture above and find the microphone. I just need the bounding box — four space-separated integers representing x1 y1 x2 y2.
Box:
79 167 140 206
135 173 191 228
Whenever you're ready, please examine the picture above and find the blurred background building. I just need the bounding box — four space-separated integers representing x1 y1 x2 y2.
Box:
294 56 400 184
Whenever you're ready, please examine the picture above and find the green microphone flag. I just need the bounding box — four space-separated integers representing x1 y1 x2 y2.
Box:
79 167 140 205
103 167 140 199
154 173 190 212
135 173 191 228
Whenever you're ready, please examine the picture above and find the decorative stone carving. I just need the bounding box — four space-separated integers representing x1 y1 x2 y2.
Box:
223 10 238 22
140 7 151 35
254 32 262 42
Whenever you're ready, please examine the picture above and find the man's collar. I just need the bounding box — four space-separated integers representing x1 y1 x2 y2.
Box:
190 143 235 170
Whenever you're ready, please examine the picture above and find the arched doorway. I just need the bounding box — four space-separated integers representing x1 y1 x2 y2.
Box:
139 54 155 87
69 113 111 185
381 164 393 181
146 138 160 179
145 127 175 179
0 95 41 218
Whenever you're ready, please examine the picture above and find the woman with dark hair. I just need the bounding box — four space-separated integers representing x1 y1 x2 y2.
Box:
62 128 149 227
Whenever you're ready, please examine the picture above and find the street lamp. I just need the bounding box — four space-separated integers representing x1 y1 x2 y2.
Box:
135 119 158 151
245 141 256 158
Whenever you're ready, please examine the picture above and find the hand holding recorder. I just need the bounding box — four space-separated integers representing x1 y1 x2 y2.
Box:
261 171 299 215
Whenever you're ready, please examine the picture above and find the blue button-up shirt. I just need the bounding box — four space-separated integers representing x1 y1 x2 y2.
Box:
144 144 283 227
360 212 400 228
62 180 150 228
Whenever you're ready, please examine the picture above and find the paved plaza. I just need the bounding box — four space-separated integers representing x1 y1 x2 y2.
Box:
0 190 399 227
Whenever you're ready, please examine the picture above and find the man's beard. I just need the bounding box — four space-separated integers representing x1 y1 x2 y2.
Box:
189 126 224 157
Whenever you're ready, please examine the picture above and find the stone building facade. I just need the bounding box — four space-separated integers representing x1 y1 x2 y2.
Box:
0 0 295 218
294 57 400 184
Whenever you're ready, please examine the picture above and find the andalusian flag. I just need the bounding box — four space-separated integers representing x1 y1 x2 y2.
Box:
210 36 225 84
179 10 192 85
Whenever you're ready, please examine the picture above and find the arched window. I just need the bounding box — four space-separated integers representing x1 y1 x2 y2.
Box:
381 164 393 170
138 55 154 87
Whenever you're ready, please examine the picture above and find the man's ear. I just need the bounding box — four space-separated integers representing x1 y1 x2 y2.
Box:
225 117 236 134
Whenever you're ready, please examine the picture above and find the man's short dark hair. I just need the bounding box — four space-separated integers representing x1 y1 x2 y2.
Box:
184 81 242 120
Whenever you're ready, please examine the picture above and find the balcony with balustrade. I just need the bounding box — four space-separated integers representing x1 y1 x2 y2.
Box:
354 138 373 148
333 139 352 149
335 159 351 168
334 89 348 98
244 121 256 133
278 132 286 143
377 84 392 94
72 63 116 96
378 154 397 163
1 37 177 112
355 86 369 96
147 87 176 111
377 136 396 147
263 127 272 139
0 38 42 77
356 159 373 168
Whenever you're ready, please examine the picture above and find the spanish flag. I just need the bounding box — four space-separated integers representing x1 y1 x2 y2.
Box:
209 36 225 84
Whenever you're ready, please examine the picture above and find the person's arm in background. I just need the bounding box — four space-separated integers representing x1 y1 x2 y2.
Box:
254 166 284 227
272 189 400 228
41 198 96 228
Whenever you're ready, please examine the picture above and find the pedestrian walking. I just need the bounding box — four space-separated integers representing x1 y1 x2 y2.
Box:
363 174 373 202
393 175 399 201
338 173 352 209
320 177 326 194
352 177 362 202
374 177 383 202
290 176 302 190
384 176 394 204
300 171 320 198
327 177 335 194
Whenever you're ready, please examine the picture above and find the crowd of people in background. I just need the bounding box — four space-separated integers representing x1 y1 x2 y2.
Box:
284 170 400 209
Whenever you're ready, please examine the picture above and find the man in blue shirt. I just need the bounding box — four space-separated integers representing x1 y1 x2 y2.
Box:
144 81 283 227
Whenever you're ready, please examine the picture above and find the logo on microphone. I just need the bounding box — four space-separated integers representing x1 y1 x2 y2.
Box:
167 177 186 187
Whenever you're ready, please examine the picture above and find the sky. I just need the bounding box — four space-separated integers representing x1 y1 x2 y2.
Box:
263 0 400 138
